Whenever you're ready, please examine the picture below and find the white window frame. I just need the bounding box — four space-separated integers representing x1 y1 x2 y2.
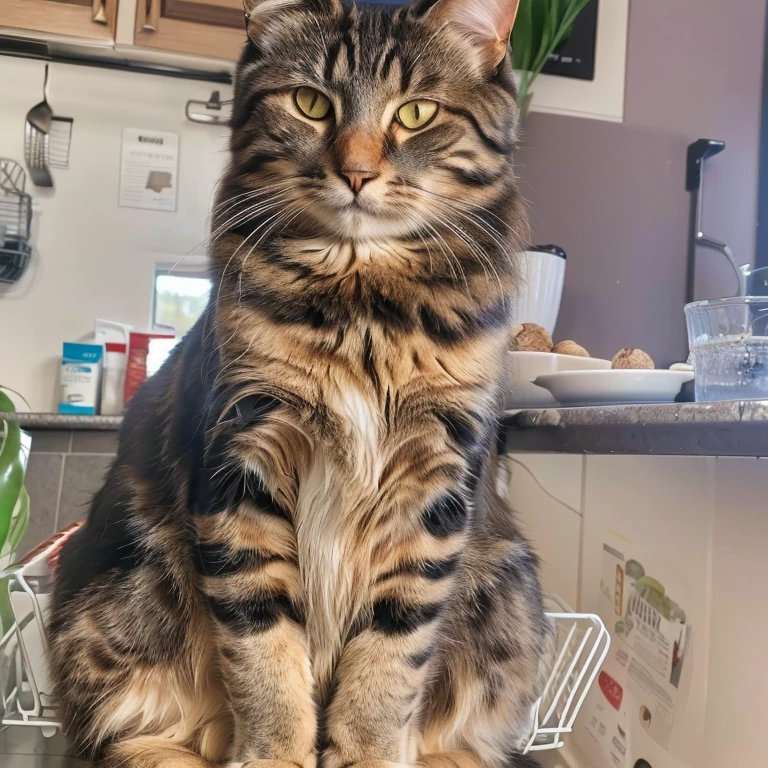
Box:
151 265 212 334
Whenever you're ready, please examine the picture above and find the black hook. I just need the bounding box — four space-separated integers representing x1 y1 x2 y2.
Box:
686 138 725 192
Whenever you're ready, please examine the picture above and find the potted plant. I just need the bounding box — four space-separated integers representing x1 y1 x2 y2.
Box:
0 389 30 632
512 0 593 114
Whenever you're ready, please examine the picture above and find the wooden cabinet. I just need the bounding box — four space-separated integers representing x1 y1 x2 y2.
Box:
133 0 246 62
0 0 246 62
0 0 118 43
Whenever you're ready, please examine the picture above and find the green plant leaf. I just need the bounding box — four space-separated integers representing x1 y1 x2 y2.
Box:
510 0 594 110
512 0 534 71
531 7 557 76
0 386 30 412
0 390 15 413
553 0 593 51
7 486 29 557
0 419 25 555
0 574 13 635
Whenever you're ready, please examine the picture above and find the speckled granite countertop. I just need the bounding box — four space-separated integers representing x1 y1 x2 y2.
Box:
3 402 767 455
0 412 122 430
502 400 768 456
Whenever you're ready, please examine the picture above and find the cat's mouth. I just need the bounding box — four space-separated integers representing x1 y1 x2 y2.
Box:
347 196 373 212
311 201 417 241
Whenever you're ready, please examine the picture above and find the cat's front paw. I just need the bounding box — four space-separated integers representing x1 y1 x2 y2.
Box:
236 759 316 768
322 758 408 768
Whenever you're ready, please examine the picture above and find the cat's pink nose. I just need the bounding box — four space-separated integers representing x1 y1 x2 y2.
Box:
340 169 379 194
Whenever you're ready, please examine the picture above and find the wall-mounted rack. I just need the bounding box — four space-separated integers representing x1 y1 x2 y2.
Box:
0 159 33 285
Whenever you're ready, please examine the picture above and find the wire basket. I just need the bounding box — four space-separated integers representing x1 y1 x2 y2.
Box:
524 595 610 753
1 528 609 752
0 159 34 284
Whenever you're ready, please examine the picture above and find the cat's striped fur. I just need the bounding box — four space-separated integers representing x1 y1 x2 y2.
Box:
48 2 552 768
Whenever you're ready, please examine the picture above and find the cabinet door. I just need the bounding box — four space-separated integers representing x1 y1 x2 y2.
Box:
0 0 118 42
705 457 768 767
579 455 714 768
134 0 246 61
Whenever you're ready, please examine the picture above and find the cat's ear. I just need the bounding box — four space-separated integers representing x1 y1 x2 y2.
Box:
416 0 521 68
243 0 342 40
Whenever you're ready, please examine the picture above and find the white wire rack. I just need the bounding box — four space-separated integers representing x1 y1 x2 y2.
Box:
523 595 610 753
1 553 61 735
1 530 609 754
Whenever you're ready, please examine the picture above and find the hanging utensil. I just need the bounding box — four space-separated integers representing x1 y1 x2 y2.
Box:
49 116 74 169
185 90 233 126
24 65 54 188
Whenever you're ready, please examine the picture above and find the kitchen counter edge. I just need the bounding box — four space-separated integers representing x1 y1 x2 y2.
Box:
3 401 767 455
0 413 123 431
502 400 768 456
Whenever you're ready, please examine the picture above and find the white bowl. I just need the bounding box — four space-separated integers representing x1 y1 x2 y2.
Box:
532 369 695 407
506 351 612 408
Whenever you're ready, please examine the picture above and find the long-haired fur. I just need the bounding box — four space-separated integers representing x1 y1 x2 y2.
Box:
48 2 552 767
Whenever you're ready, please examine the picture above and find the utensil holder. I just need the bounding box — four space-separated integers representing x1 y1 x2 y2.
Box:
0 159 34 285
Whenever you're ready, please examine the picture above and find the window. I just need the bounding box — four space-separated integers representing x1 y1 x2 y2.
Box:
152 269 212 337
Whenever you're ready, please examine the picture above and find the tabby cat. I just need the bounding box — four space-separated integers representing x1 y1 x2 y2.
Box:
48 1 552 767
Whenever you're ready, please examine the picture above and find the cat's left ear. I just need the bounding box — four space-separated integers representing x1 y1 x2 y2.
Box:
243 0 342 40
416 0 521 68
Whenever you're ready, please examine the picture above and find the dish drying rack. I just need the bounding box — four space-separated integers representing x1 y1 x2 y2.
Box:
1 527 609 753
0 159 34 284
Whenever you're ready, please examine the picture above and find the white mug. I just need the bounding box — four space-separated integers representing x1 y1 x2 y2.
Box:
510 245 566 335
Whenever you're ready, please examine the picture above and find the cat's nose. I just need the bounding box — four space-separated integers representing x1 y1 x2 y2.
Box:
339 168 380 194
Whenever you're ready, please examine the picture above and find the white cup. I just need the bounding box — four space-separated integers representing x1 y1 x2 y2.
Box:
510 246 566 335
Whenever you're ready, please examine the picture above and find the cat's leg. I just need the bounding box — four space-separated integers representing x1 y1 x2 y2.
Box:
193 468 316 767
319 488 470 768
419 493 553 768
48 527 233 767
318 480 549 768
49 453 315 768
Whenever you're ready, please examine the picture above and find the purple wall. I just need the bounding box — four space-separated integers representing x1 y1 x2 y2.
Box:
517 0 767 365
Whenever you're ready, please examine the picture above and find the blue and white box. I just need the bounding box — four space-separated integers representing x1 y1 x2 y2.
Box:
58 342 103 415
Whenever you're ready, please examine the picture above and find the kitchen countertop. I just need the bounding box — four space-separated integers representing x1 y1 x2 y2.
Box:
502 400 768 456
3 401 767 456
0 412 122 430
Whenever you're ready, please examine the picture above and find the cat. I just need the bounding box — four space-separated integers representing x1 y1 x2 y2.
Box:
47 1 553 767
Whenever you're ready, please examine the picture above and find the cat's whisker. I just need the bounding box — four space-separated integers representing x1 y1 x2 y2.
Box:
422 218 470 292
210 183 298 229
210 192 295 243
236 205 303 295
213 181 298 218
212 197 295 310
426 197 507 296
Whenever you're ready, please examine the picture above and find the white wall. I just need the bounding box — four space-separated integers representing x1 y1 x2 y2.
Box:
0 55 232 411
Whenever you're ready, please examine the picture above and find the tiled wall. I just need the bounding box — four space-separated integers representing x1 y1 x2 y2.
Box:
20 429 118 557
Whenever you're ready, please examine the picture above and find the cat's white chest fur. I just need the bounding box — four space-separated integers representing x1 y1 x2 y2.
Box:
294 378 382 688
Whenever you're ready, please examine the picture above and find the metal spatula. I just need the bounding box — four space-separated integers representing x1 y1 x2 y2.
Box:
24 65 54 188
49 116 74 169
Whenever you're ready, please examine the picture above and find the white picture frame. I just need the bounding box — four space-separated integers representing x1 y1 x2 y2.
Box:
522 0 630 123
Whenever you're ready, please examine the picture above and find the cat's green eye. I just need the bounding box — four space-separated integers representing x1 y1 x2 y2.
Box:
294 87 332 120
397 100 439 131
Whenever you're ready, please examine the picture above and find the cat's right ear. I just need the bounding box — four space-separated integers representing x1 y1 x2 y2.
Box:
414 0 521 68
243 0 342 41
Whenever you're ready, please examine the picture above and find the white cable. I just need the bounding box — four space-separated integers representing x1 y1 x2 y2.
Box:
504 456 582 519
